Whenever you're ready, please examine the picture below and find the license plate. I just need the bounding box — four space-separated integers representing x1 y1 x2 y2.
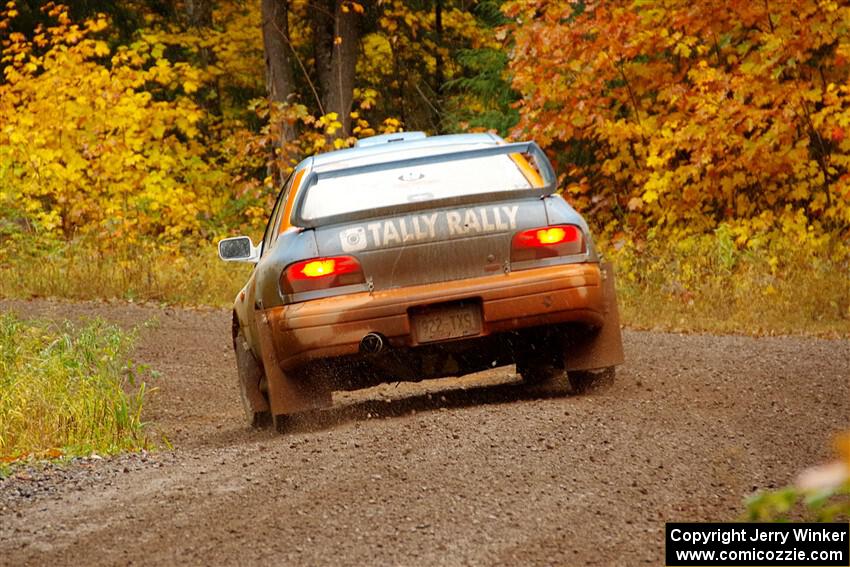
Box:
412 303 482 343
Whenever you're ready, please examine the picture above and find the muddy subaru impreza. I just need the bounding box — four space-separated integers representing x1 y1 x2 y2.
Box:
219 132 624 430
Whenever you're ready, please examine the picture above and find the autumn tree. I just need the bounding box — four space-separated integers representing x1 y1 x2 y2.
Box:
261 0 296 138
0 0 529 245
0 0 172 43
311 0 360 136
0 4 220 241
360 0 500 131
442 0 517 134
505 0 850 239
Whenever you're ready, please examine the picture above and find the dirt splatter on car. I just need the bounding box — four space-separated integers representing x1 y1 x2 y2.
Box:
219 132 624 430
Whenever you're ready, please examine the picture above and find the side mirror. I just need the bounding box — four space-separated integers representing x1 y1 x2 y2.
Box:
218 236 260 263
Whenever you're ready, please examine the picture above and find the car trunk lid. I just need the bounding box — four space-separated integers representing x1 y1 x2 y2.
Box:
312 198 547 290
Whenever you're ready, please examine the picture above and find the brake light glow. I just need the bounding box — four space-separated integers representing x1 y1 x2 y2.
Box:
511 224 584 264
298 259 341 278
536 227 568 245
513 225 580 248
282 256 365 295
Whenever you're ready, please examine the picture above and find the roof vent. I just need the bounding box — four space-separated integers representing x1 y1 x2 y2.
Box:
354 131 427 148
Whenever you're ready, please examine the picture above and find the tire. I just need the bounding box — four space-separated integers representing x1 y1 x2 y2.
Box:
515 340 566 389
567 366 616 394
516 358 563 386
234 330 272 428
272 413 292 434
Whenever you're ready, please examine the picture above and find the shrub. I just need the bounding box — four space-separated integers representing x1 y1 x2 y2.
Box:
603 222 850 337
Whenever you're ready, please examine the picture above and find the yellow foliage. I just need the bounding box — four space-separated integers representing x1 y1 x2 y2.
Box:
0 3 404 246
0 4 227 242
603 219 850 337
506 0 850 240
0 1 476 253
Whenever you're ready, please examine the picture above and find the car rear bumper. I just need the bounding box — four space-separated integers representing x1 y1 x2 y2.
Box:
261 262 606 371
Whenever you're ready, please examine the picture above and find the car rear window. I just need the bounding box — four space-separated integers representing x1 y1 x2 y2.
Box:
300 152 541 221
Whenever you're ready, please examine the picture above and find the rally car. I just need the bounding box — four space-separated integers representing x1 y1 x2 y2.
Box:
219 132 624 430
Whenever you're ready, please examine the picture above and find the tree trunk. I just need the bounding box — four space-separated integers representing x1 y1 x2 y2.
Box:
262 0 297 144
185 0 213 68
185 0 220 116
186 0 213 28
312 0 360 136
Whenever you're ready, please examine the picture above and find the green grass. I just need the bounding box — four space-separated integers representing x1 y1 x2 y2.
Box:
0 313 150 468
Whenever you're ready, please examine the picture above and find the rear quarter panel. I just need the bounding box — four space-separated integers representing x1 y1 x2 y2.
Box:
544 195 599 261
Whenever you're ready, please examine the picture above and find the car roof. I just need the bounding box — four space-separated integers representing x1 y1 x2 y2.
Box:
296 132 505 173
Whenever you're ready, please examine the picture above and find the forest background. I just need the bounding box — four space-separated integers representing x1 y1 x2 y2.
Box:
1 0 848 336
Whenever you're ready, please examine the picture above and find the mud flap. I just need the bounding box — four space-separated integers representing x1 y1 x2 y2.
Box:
235 333 270 418
563 262 625 371
255 313 332 417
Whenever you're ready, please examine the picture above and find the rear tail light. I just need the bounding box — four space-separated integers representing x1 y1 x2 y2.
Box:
511 224 584 263
281 256 365 295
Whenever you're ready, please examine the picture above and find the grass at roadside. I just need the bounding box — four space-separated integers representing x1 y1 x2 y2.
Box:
0 240 250 306
0 313 150 471
606 227 850 338
0 232 847 337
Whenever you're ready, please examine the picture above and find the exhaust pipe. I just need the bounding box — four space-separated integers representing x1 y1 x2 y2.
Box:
360 332 386 354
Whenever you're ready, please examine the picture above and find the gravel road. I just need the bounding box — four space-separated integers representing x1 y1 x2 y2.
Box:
0 299 848 566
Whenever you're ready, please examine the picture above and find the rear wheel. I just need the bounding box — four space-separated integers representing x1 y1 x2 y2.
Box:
515 338 566 388
516 358 563 386
567 367 616 394
272 413 292 433
515 330 618 394
234 330 272 428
